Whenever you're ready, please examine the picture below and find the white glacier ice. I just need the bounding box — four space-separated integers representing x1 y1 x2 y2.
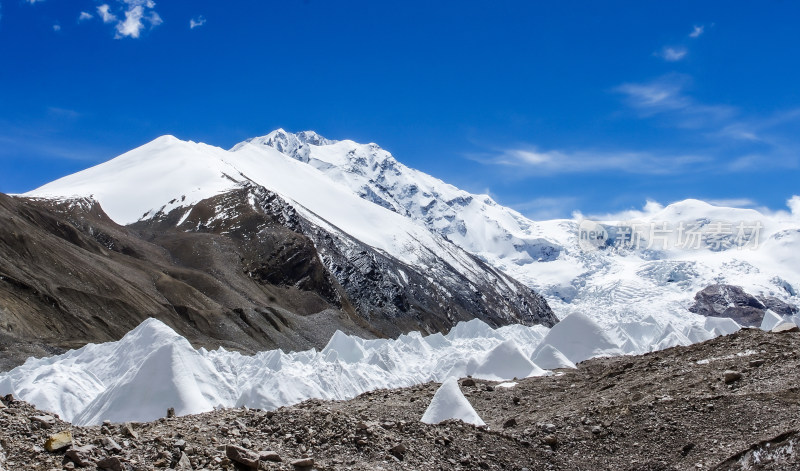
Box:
420 378 485 426
530 312 624 364
0 313 746 426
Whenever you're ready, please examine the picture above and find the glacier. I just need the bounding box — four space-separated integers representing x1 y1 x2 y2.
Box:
237 130 800 331
2 313 791 426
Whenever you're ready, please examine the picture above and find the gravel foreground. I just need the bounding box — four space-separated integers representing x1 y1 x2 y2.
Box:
1 327 799 471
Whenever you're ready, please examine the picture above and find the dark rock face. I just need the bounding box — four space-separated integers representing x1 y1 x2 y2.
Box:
0 188 555 370
689 284 798 327
139 185 558 338
759 295 799 317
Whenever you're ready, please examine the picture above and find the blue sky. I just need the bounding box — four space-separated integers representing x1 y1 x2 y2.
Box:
1 1 798 219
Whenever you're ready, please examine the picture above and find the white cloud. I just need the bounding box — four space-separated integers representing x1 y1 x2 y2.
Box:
113 1 162 39
586 200 665 222
689 25 705 38
615 77 689 111
95 1 162 38
116 5 145 38
512 196 580 220
190 16 206 29
79 11 93 21
473 145 709 176
615 74 736 126
53 24 61 31
707 198 759 208
97 5 117 23
657 46 688 62
148 10 162 27
788 196 800 217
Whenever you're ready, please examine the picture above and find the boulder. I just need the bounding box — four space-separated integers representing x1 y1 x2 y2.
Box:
291 457 314 469
44 430 73 452
689 284 771 326
259 450 282 462
174 452 193 470
31 415 56 428
65 445 96 467
96 456 124 471
723 370 742 384
225 444 259 469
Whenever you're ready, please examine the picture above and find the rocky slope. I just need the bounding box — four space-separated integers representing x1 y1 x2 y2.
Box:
1 327 798 470
0 185 555 370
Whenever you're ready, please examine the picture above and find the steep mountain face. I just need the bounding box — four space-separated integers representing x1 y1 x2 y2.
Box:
2 135 555 368
233 129 561 266
135 183 553 336
0 191 370 370
237 130 800 331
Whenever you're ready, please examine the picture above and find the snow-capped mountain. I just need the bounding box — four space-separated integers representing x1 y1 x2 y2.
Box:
14 135 554 364
234 129 559 266
23 129 800 342
238 130 800 331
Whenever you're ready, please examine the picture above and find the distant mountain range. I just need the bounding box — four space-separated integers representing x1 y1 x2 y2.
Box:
2 129 798 368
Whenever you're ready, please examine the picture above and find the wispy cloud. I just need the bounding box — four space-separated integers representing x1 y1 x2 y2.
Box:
583 200 666 222
52 24 61 32
706 198 759 208
615 74 736 127
47 107 81 119
115 1 162 39
471 145 709 176
92 1 162 38
657 46 688 62
190 16 206 29
0 133 111 164
613 74 800 172
97 5 117 23
511 196 581 220
689 25 705 38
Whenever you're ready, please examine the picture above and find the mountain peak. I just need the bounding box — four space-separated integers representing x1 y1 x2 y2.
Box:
231 129 335 161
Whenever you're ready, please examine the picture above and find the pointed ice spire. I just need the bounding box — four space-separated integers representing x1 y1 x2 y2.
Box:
531 344 577 370
421 378 485 426
473 340 544 381
321 330 366 364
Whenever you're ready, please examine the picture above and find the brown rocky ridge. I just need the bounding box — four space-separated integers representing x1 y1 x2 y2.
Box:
0 189 555 370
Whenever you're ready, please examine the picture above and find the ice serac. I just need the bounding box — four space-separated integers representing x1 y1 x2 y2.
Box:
421 378 485 426
472 340 545 381
703 317 742 337
531 344 576 369
531 312 624 364
321 331 366 364
73 339 236 426
0 311 758 425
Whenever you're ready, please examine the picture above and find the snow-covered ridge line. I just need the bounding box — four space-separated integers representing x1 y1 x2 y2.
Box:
3 313 790 426
23 129 800 335
240 130 800 331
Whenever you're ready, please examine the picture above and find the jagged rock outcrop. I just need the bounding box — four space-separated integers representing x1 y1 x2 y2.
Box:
689 283 798 327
